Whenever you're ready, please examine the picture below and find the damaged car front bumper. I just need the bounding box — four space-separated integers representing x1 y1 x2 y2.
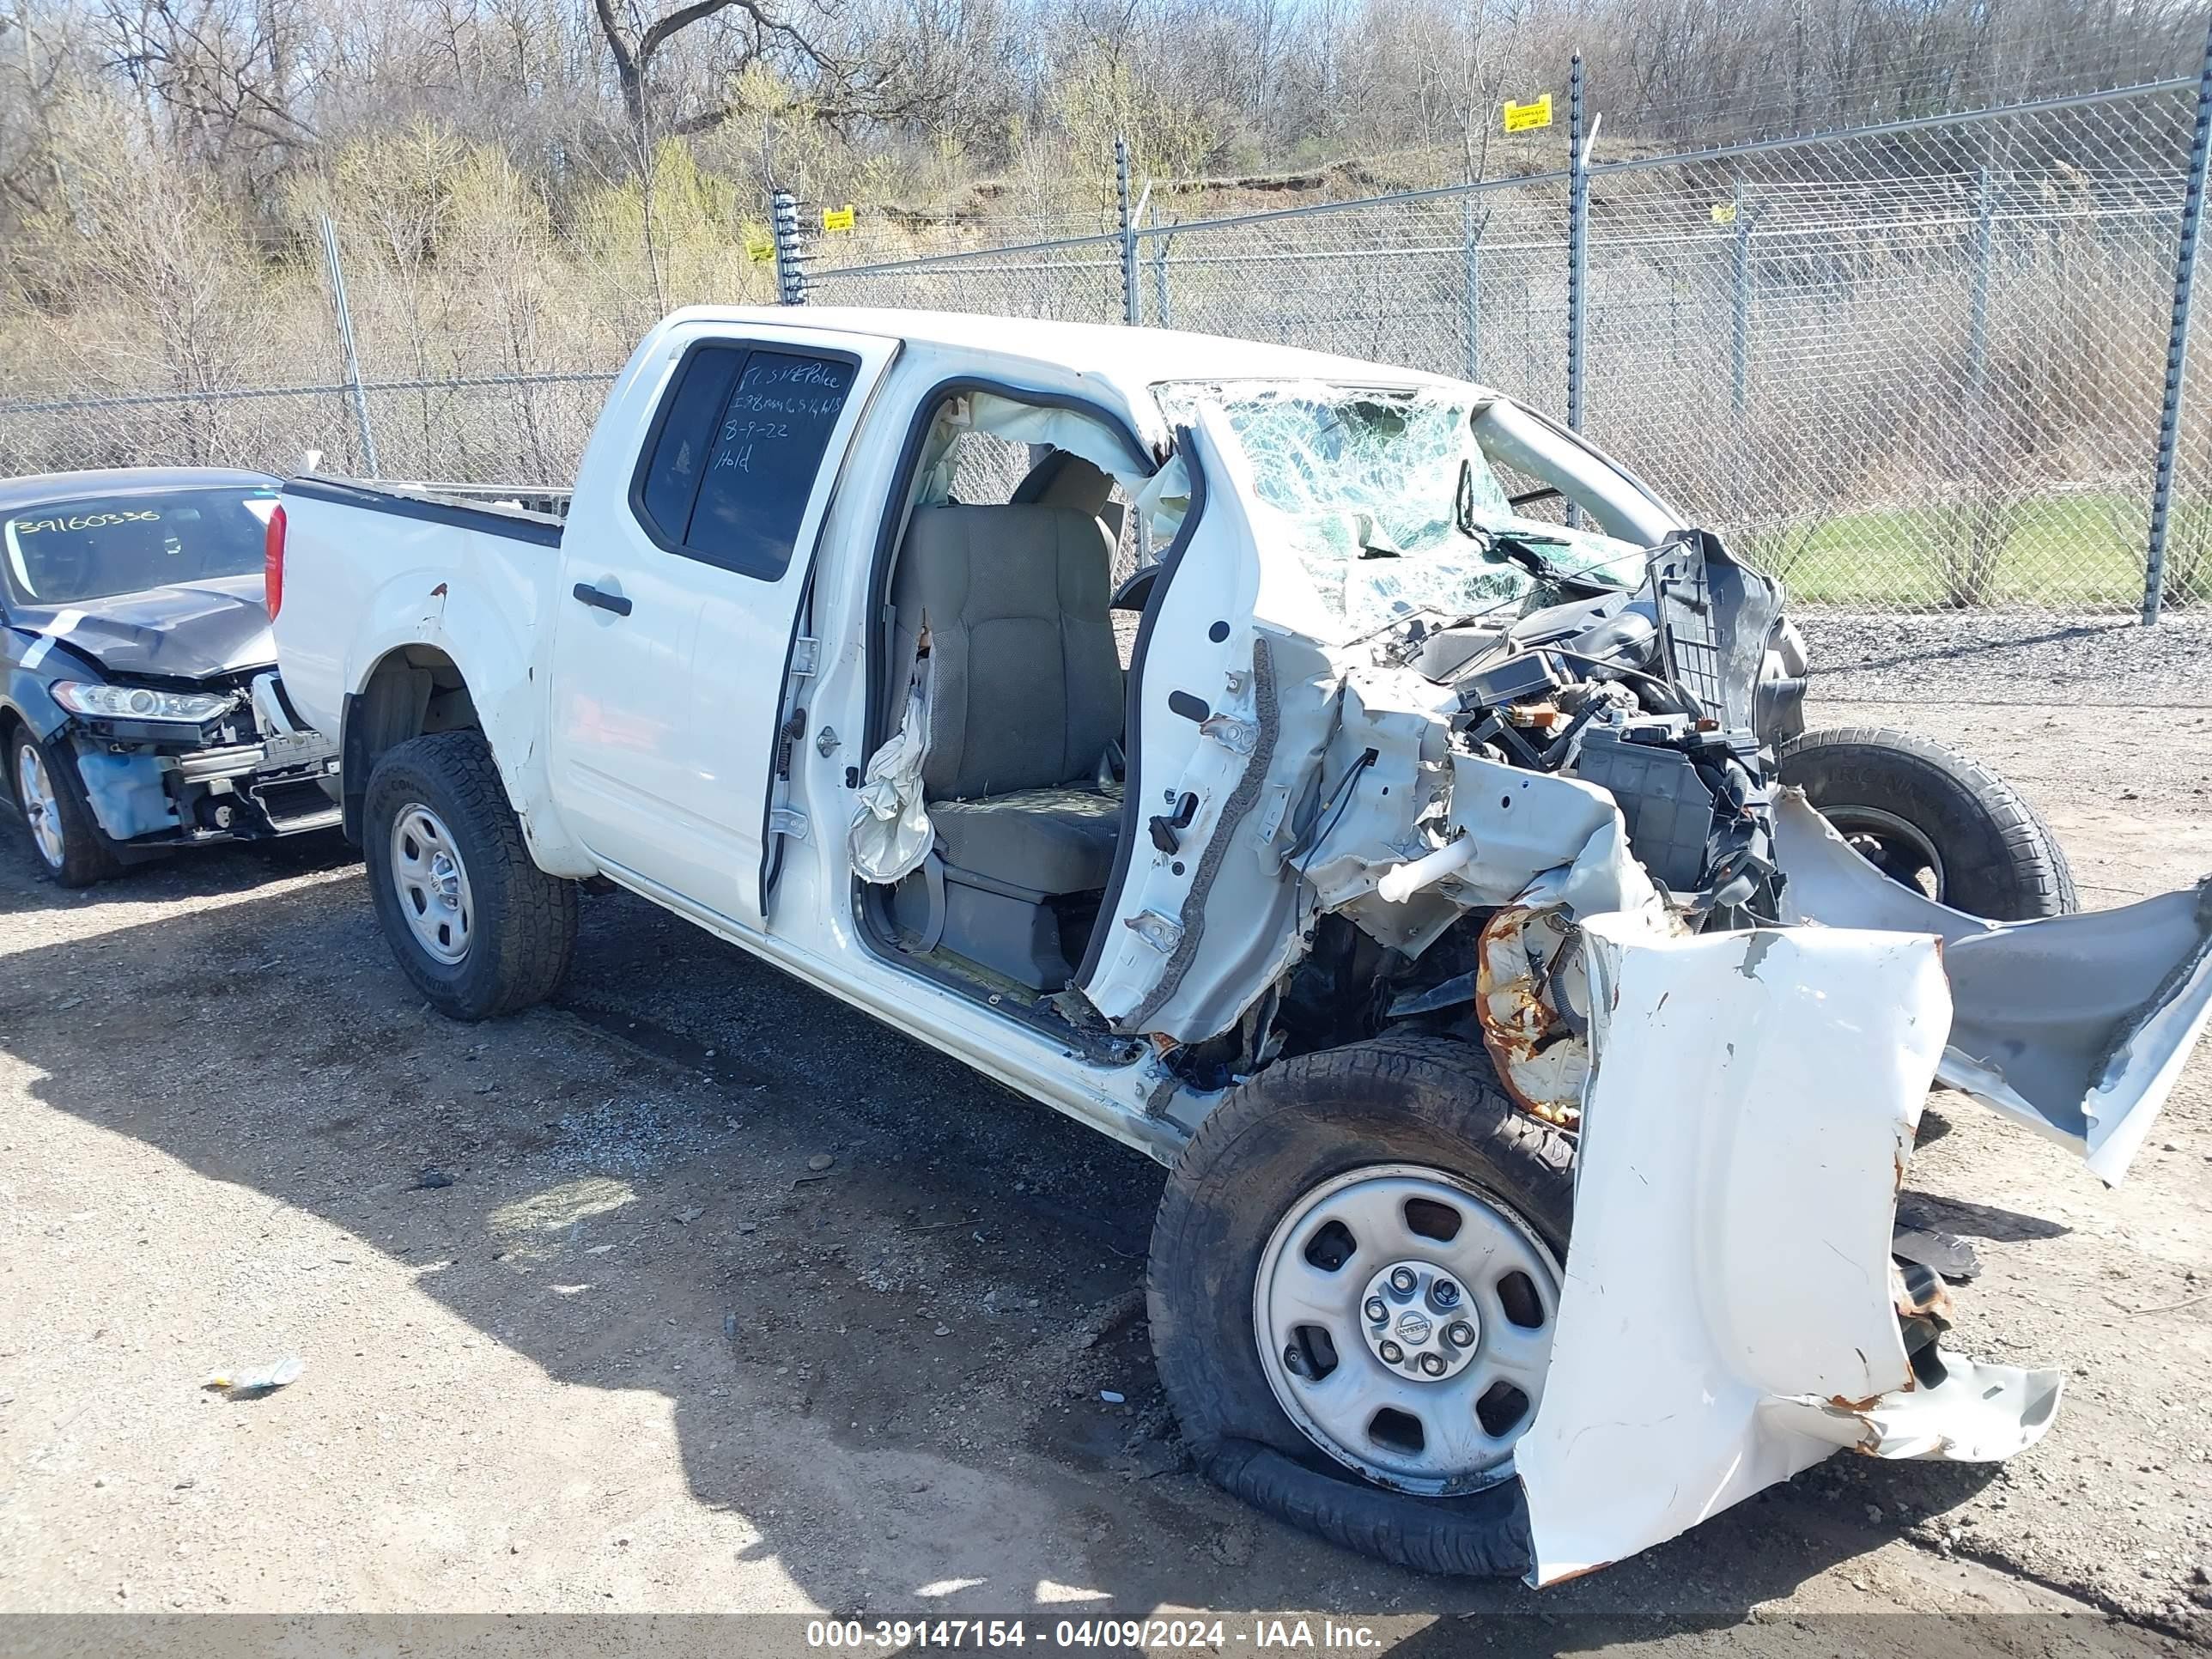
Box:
1491 789 2209 1583
54 672 340 849
1294 772 2208 1584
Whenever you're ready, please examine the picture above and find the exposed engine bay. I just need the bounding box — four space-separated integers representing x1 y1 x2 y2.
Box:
1342 527 1812 1127
1161 521 1816 1122
1416 526 1801 914
1091 392 2209 1191
54 672 342 849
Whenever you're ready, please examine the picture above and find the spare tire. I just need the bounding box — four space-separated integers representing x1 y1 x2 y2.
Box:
1778 726 2076 921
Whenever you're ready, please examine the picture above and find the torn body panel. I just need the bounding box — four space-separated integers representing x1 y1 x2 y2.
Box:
1776 791 2212 1183
1516 918 2062 1585
1142 516 2197 1577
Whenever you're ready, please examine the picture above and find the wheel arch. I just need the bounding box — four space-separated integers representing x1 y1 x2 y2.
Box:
342 636 594 878
0 685 72 810
341 644 482 842
0 703 30 811
1 668 70 750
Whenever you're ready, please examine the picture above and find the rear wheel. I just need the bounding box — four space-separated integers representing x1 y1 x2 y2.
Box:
1779 726 2076 920
363 731 578 1019
9 728 120 888
1148 1034 1572 1577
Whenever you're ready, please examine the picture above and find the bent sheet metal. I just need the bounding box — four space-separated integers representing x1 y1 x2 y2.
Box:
1516 919 2063 1584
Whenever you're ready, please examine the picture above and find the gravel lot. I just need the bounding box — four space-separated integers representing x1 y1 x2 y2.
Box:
2 630 2209 1650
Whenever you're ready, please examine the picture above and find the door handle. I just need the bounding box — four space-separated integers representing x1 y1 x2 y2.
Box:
571 582 632 617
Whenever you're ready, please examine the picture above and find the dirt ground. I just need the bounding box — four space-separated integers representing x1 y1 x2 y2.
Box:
3 623 2209 1652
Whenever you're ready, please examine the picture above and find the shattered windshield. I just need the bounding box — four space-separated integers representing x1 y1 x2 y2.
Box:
1156 380 1648 640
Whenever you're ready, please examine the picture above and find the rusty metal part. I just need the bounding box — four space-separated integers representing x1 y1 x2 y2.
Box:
1891 1257 1956 1331
1505 702 1568 732
1474 905 1588 1128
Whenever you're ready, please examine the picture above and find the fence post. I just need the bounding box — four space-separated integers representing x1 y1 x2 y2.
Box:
2144 20 2212 623
771 190 806 305
1152 222 1173 327
1116 134 1140 325
1969 165 1995 410
317 211 379 478
1566 52 1589 436
1462 197 1482 382
1729 179 1751 414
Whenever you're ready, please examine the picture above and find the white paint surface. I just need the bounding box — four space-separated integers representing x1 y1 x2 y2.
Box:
1519 920 1950 1585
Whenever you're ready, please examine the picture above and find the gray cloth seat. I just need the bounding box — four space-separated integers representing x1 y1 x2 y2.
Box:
892 501 1125 898
933 781 1123 895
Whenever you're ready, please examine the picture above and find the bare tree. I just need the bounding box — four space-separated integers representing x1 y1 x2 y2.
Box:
97 0 325 162
588 0 915 139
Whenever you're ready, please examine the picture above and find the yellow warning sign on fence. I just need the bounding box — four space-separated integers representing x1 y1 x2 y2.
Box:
822 204 856 233
1710 202 1738 225
1502 94 1553 133
745 234 775 265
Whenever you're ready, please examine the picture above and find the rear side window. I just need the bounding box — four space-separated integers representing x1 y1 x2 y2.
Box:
637 346 741 539
630 343 858 581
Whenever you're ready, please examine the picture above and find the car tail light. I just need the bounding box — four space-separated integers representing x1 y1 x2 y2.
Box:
264 502 287 621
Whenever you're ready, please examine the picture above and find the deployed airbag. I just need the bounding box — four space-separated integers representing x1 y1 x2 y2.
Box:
848 659 936 885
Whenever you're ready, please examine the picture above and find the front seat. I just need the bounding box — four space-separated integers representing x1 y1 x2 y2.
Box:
890 501 1125 988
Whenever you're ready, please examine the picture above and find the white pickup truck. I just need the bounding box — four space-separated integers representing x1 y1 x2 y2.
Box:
272 307 2212 1583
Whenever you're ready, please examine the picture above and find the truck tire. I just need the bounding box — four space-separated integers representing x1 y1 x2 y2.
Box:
363 731 577 1019
9 726 122 889
1148 1034 1574 1577
1779 726 2076 921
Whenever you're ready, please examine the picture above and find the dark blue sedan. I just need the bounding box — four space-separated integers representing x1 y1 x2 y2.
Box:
2 467 339 886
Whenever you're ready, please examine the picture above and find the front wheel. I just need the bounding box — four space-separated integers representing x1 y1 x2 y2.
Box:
1147 1035 1573 1577
362 731 578 1019
1779 726 2077 921
9 728 120 888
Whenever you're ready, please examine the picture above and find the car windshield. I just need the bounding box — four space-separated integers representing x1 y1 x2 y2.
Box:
1157 381 1649 640
1 487 277 609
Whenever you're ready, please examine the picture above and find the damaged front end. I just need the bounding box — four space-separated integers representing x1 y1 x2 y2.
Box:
1077 384 2212 1580
41 672 339 850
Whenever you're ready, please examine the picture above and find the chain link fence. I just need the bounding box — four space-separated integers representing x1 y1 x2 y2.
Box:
0 374 618 488
1582 83 2203 613
2 46 2206 618
811 58 2212 617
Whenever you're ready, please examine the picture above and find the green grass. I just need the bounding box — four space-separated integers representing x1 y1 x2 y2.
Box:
1746 491 2162 610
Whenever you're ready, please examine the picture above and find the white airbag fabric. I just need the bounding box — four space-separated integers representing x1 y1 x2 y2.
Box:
848 659 935 884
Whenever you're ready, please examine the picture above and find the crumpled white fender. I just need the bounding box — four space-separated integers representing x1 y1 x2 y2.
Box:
1516 918 2062 1585
1774 790 2212 1183
847 657 935 885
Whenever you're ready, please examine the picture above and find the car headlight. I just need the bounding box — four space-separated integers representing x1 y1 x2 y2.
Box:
51 682 234 725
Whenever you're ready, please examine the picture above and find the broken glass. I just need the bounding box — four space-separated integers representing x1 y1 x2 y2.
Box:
1156 380 1648 640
